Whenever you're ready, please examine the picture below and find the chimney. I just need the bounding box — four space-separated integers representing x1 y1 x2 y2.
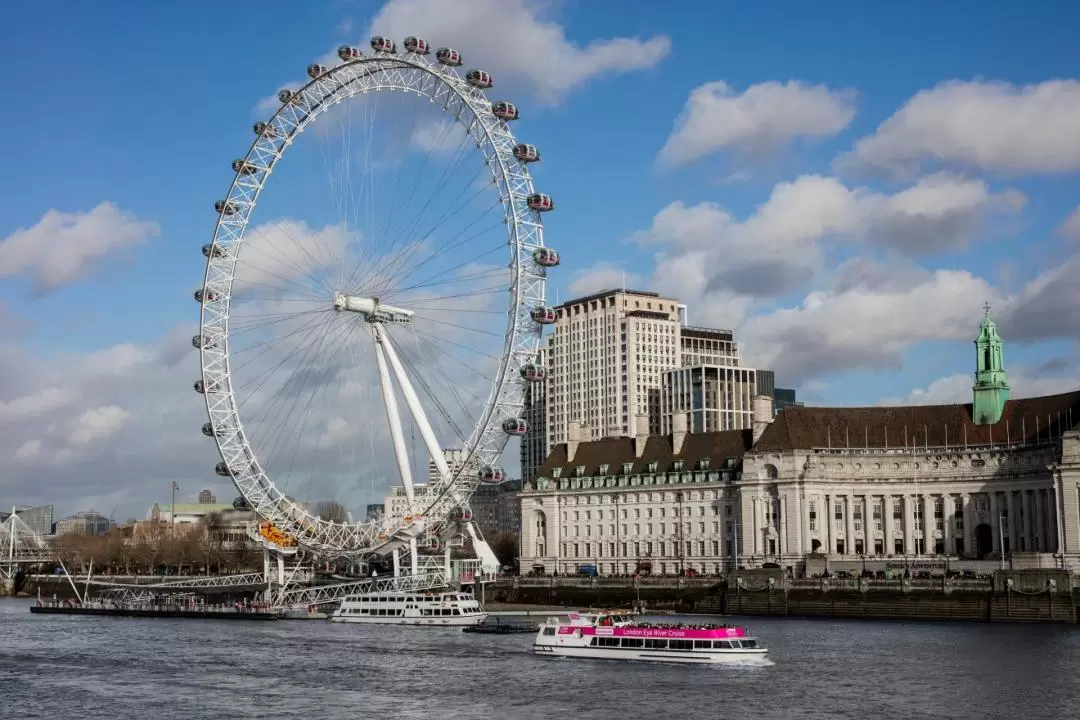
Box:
634 412 650 458
752 394 774 444
567 420 582 463
672 411 689 455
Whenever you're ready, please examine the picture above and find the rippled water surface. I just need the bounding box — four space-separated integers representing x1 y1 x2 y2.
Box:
2 598 1078 719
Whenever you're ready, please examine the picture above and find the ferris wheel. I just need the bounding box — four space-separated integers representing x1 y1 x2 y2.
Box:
193 36 559 558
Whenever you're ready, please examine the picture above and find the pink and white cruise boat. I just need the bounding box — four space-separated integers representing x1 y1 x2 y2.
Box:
533 611 768 664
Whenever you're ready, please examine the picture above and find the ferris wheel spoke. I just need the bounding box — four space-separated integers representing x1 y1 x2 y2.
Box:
228 311 333 377
267 319 368 501
373 169 498 291
250 315 360 483
384 240 505 298
350 131 489 295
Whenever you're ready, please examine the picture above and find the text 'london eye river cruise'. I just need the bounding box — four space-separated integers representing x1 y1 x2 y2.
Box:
533 612 768 664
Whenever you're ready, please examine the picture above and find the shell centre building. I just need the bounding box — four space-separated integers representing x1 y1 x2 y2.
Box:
519 308 1080 575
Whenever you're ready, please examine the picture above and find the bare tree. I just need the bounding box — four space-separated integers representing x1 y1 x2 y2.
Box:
486 532 519 567
313 500 348 523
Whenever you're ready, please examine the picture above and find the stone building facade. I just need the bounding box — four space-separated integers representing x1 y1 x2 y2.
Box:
519 309 1080 575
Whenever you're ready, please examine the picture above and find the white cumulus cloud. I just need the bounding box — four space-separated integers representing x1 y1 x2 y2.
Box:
0 202 159 294
839 79 1080 176
658 80 856 169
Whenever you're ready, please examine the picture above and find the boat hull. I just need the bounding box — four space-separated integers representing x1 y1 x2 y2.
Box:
331 613 487 627
532 643 768 664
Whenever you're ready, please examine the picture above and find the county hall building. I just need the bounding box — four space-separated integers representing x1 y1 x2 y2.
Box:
518 309 1080 576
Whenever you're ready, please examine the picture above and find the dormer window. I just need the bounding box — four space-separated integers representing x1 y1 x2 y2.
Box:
552 468 561 478
622 462 633 475
647 461 658 473
575 465 585 477
599 463 610 476
698 458 711 470
673 460 684 472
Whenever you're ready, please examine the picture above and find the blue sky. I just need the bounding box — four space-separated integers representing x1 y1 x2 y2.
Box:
1 0 1078 518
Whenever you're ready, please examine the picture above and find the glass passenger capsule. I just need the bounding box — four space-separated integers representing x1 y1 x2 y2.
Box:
502 418 529 435
520 363 548 382
530 306 557 324
465 69 493 89
214 200 237 216
231 159 259 175
202 244 225 259
533 247 560 267
370 36 396 53
404 37 430 54
307 64 328 79
491 101 519 121
478 466 505 484
253 121 278 138
194 289 218 303
338 45 362 61
436 48 462 66
513 144 540 162
527 193 554 212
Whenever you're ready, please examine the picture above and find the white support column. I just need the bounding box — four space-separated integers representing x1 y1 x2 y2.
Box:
392 548 401 577
444 545 452 580
373 328 415 507
377 325 454 484
409 537 419 575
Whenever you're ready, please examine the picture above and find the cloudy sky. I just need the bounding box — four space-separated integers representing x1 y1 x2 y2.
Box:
1 0 1077 520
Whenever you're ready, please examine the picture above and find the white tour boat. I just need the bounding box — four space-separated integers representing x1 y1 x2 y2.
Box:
533 611 768 664
330 590 487 626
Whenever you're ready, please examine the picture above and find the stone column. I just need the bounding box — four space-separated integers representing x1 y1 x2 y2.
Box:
824 493 833 556
1005 490 1017 556
962 493 973 557
801 491 812 556
883 494 894 555
943 494 955 555
923 494 935 555
989 491 1000 553
750 496 759 560
904 494 916 556
1050 484 1060 554
1022 489 1033 552
862 495 871 555
1036 488 1048 553
845 495 855 554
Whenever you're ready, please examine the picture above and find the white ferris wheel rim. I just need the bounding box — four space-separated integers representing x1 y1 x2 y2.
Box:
195 42 551 557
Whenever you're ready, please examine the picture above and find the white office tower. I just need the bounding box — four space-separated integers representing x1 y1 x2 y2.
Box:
427 448 479 484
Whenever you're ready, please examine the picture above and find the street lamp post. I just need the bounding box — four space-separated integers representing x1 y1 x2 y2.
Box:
998 512 1007 570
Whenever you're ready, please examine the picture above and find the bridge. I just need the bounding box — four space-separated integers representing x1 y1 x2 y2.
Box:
0 513 53 579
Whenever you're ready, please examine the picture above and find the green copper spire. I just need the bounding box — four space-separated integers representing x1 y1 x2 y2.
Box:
972 302 1009 425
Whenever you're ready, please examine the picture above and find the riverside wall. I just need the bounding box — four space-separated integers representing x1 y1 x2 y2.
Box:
487 569 1080 625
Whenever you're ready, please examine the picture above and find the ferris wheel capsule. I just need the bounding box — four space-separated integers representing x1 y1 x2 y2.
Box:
501 418 528 435
201 422 216 437
338 45 362 62
370 36 396 54
513 144 540 163
533 247 559 267
307 64 328 79
232 159 259 175
491 101 519 121
233 496 252 511
214 200 237 216
530 306 557 325
202 243 225 259
520 363 547 382
404 37 430 55
478 466 505 484
215 461 233 477
192 334 217 349
465 70 493 89
194 379 220 394
194 289 218 303
436 47 462 66
253 121 278 138
527 193 555 212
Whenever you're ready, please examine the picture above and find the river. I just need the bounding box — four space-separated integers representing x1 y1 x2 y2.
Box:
1 598 1077 719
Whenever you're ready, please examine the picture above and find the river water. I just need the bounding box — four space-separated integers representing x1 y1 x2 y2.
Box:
1 598 1077 719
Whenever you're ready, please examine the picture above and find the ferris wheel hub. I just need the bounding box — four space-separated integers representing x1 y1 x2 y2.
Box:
332 293 414 324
